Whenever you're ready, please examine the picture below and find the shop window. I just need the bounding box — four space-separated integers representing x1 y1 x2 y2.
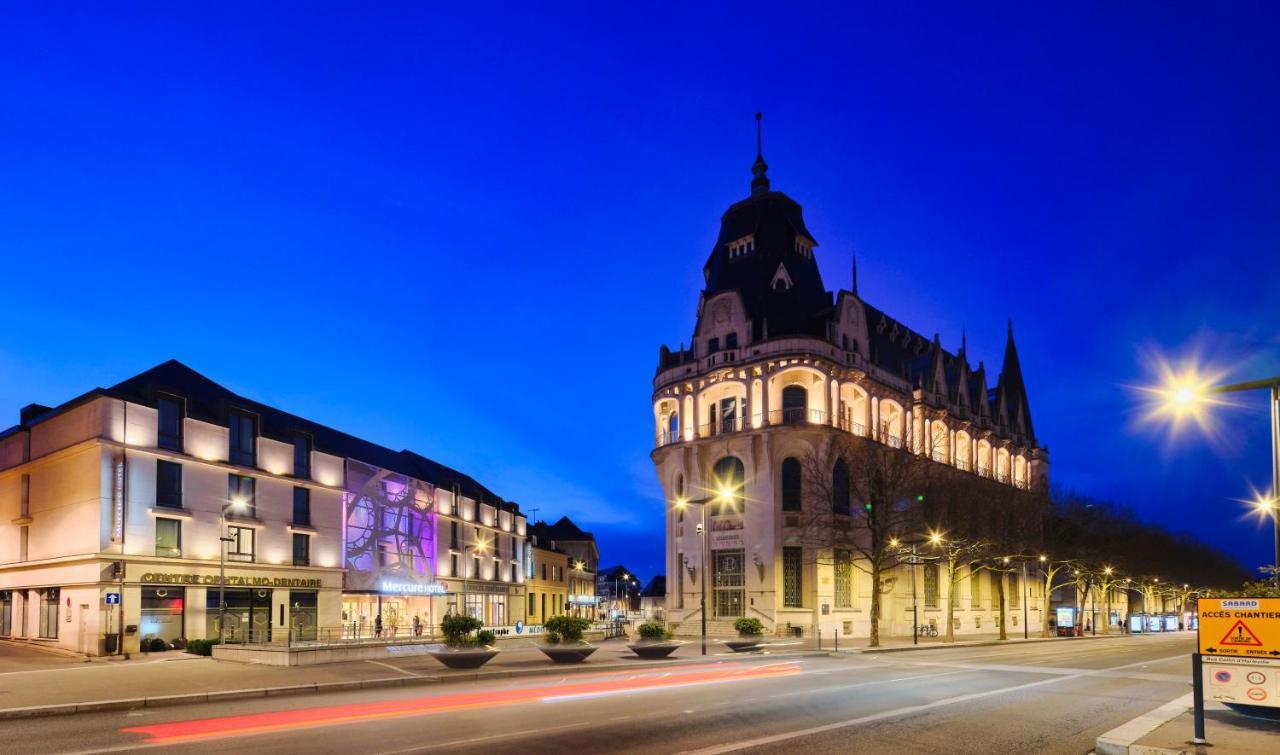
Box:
292 487 311 526
141 587 185 645
156 460 182 508
229 412 257 466
155 517 182 558
157 396 184 452
293 434 311 479
38 588 59 639
227 526 255 562
289 591 317 641
0 591 10 636
207 588 272 644
292 533 311 566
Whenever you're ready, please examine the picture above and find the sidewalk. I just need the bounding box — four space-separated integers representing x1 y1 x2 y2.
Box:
835 629 1146 653
1096 695 1280 754
0 637 826 720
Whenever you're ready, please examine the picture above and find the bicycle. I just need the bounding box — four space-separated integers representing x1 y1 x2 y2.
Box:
915 624 939 638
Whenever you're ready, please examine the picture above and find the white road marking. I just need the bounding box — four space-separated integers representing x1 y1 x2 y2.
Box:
364 660 419 676
681 653 1189 754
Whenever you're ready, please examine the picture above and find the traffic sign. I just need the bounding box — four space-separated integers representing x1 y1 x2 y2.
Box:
1199 597 1280 658
103 593 120 605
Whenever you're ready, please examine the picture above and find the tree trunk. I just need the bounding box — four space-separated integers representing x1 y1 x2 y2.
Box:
944 561 957 643
1041 573 1052 638
869 562 881 647
997 574 1008 640
1099 586 1111 634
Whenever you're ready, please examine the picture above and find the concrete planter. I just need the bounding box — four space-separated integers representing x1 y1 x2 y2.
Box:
628 641 681 659
427 647 499 669
538 643 598 664
726 637 763 653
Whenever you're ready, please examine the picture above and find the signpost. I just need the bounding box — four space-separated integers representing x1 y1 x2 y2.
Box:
1193 597 1280 742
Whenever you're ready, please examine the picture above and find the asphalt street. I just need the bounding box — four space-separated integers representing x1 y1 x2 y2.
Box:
0 634 1195 754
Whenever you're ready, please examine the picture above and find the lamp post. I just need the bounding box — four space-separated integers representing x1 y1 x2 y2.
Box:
1151 372 1280 583
218 498 245 644
676 489 733 656
888 533 942 645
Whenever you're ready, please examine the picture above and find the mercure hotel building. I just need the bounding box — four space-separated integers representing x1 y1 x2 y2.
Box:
0 360 526 655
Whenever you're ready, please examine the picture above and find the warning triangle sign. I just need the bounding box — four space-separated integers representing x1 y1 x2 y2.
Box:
1220 619 1264 647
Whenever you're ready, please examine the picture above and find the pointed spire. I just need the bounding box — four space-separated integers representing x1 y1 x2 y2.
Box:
751 111 770 196
851 254 859 296
960 329 968 358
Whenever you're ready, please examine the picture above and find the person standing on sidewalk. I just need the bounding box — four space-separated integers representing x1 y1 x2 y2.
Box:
413 614 422 637
374 614 383 638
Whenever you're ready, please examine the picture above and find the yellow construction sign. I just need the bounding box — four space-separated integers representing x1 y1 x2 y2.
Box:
1198 597 1280 658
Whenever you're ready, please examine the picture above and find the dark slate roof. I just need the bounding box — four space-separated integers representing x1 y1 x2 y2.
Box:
697 190 832 341
641 575 666 598
10 359 517 509
530 516 595 543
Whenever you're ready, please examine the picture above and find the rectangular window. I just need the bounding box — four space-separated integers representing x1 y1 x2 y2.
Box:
511 563 517 583
924 563 939 608
156 460 183 508
834 549 853 608
1009 573 1020 609
292 487 311 526
157 396 184 452
227 526 254 562
783 547 803 608
292 533 310 566
542 563 547 580
19 526 28 561
293 434 311 479
450 521 459 549
228 474 256 517
229 412 256 466
20 474 29 517
971 568 982 609
450 553 458 577
473 557 480 579
38 588 59 639
155 517 182 558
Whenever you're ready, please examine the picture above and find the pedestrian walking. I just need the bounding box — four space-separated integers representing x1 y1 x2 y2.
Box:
413 614 422 637
374 614 383 638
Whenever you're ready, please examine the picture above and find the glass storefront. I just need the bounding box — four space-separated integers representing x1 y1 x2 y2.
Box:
206 588 272 643
141 587 185 645
38 588 59 639
289 591 317 641
0 591 10 636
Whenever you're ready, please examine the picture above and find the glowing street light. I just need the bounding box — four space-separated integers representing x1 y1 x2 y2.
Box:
1144 364 1280 582
676 486 736 656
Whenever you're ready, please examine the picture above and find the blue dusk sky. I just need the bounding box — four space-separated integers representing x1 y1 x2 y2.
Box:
2 4 1278 581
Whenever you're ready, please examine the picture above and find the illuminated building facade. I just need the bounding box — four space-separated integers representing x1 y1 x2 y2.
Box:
0 360 525 655
652 139 1048 638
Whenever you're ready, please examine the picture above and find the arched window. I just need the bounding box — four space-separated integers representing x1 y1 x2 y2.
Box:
781 385 807 424
781 458 802 512
668 412 679 442
712 456 745 514
832 459 851 515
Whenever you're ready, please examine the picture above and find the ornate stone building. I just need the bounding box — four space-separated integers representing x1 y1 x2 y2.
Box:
652 134 1048 639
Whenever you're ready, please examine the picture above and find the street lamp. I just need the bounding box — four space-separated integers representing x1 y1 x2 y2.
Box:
888 535 942 645
218 497 246 644
1149 370 1280 582
676 487 734 656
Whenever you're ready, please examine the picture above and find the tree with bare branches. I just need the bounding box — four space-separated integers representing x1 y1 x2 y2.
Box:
797 427 931 646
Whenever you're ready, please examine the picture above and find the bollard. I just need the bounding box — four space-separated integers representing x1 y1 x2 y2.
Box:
817 628 822 650
1191 652 1206 744
835 629 839 651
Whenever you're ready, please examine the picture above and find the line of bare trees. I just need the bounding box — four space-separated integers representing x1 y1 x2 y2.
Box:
792 427 1249 646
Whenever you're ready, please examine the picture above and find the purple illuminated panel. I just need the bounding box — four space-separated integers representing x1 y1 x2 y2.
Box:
343 460 437 592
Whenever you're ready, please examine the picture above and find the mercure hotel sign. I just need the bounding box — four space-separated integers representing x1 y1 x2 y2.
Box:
140 573 322 588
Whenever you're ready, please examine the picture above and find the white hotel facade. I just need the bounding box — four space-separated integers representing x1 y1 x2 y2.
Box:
0 360 526 655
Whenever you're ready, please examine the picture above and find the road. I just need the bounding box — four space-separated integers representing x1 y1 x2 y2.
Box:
0 634 1194 754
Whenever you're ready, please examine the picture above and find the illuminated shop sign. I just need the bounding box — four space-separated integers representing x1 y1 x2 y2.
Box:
139 573 322 588
379 580 447 595
568 595 596 605
110 456 126 543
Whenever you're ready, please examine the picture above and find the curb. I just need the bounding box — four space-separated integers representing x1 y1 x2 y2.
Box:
851 633 1125 654
0 650 831 721
1094 693 1192 755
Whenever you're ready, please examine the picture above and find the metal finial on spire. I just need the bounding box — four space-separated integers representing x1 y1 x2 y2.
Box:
751 111 770 196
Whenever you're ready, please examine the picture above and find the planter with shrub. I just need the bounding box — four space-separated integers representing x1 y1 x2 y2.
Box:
725 617 765 652
185 639 220 657
427 615 500 669
628 621 682 659
539 616 597 663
